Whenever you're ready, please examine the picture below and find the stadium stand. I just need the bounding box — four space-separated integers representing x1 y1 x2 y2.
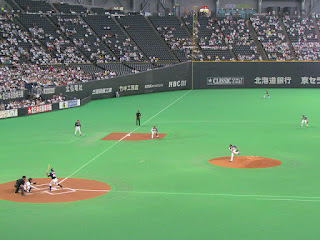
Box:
17 13 90 64
15 0 54 13
217 17 262 61
48 14 116 63
183 16 233 61
283 16 320 61
83 15 145 62
149 16 203 61
250 15 293 61
0 13 51 65
53 3 87 14
117 15 176 61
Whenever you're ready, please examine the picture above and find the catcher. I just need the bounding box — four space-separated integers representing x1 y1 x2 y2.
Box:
24 177 37 193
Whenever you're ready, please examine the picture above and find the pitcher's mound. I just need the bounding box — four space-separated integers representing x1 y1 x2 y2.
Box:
101 132 166 141
208 156 282 169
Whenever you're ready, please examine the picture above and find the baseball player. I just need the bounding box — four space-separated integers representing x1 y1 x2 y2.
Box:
46 168 63 191
136 110 141 126
24 178 36 193
151 126 159 139
301 115 309 127
264 90 270 98
75 120 82 136
229 144 239 162
14 176 26 196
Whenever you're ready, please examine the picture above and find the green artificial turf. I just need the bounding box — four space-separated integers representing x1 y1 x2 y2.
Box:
0 89 319 240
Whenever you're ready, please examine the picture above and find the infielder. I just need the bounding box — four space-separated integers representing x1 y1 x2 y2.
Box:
151 126 159 139
229 144 239 162
75 120 82 136
264 90 270 98
24 177 36 193
14 176 26 196
46 168 63 191
301 115 309 127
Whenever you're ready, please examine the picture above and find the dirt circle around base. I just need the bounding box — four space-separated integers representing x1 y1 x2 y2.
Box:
208 156 282 169
101 132 167 141
0 178 111 203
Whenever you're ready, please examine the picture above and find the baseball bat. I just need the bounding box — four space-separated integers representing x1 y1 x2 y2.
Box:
47 164 50 173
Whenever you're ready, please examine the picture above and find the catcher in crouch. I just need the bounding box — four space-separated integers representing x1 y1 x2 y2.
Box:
46 168 63 191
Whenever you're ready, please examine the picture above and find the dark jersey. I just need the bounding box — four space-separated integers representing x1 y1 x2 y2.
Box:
136 112 141 119
16 178 25 186
48 172 57 179
75 122 81 127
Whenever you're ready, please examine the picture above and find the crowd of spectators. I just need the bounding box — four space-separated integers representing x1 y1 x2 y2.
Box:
0 64 94 92
0 14 51 65
250 15 292 61
283 15 320 60
1 94 65 110
217 17 261 61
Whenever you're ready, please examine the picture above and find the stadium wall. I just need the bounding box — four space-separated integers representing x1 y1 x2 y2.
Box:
193 62 320 89
4 61 320 119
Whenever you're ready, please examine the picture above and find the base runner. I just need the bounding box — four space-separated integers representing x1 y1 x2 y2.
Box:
46 168 63 191
229 144 239 162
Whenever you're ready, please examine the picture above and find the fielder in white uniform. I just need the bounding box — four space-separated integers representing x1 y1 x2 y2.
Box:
24 178 36 193
264 90 270 99
229 144 239 162
75 120 82 136
46 168 63 191
301 115 308 127
151 126 159 139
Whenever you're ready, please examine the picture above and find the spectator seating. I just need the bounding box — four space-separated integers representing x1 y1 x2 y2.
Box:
250 15 292 60
117 15 176 61
83 15 145 62
283 16 320 60
217 17 261 61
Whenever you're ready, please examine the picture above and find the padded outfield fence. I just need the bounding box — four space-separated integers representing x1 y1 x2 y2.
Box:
1 61 320 118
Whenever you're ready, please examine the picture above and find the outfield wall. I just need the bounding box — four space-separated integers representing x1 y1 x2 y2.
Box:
193 62 320 89
3 61 320 119
6 63 191 118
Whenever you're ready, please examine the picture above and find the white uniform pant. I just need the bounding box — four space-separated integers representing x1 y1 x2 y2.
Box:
301 120 308 127
264 94 270 98
50 178 58 187
75 126 81 135
24 182 31 192
151 131 159 139
230 150 239 162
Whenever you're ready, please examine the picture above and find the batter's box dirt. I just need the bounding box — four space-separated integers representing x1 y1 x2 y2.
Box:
0 178 111 203
101 132 167 141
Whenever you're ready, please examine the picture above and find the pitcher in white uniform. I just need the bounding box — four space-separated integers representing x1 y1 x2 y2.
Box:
229 144 239 162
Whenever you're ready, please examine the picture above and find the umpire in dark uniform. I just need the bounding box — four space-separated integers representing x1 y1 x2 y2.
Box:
14 176 26 196
136 110 141 126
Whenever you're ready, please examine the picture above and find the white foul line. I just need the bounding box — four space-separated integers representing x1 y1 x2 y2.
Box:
111 190 320 202
59 90 192 184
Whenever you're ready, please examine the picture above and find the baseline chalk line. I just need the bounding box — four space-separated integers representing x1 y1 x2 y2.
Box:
59 90 192 184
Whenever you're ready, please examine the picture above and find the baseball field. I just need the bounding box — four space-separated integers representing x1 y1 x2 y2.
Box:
0 89 319 240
